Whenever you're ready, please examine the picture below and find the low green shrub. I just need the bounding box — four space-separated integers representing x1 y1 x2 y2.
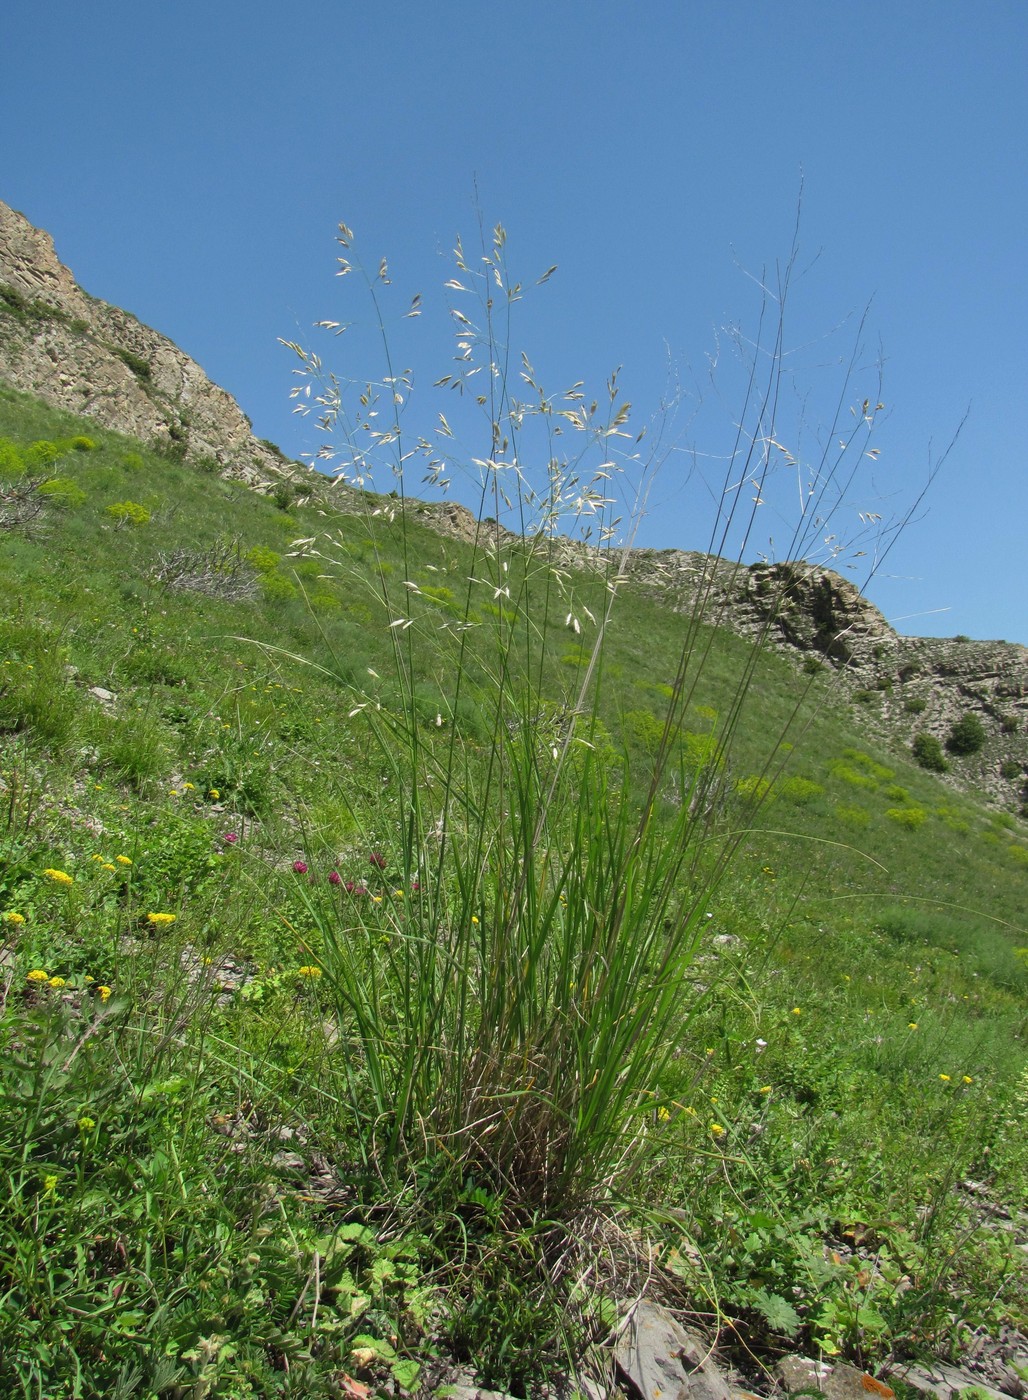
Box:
37 477 87 508
112 344 152 381
947 712 987 756
105 500 151 526
779 776 825 804
912 733 948 772
245 546 282 573
886 805 928 829
0 438 25 479
261 572 298 602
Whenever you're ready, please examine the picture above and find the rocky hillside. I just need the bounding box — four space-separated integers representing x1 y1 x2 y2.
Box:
0 199 294 487
2 197 1026 813
418 500 1028 812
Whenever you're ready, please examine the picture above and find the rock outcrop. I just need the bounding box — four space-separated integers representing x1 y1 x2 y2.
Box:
0 199 290 487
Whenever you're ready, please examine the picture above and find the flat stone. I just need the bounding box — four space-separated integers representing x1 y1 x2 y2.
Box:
777 1356 831 1394
88 686 116 702
824 1363 894 1400
616 1300 733 1400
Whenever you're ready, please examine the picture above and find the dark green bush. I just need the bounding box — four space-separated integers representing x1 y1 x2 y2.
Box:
1000 760 1020 781
946 712 986 756
112 345 152 381
912 733 948 773
904 697 927 715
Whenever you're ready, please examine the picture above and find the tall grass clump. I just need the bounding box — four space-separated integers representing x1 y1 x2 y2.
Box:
274 218 932 1355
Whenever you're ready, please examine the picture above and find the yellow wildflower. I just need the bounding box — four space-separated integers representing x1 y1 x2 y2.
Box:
962 1075 973 1084
115 855 132 866
710 1123 726 1137
759 1085 772 1094
26 969 49 982
791 1007 802 1016
657 1106 671 1122
939 1073 951 1082
209 788 220 799
3 911 26 926
101 863 117 872
91 854 105 863
182 782 195 791
77 1116 96 1132
908 1022 919 1030
48 976 66 989
43 868 74 886
147 912 176 926
43 1175 58 1195
297 965 323 979
97 986 112 1002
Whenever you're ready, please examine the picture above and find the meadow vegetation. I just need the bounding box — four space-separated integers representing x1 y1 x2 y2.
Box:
0 225 1026 1398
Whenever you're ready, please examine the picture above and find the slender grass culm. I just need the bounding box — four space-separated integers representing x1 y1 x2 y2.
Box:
274 215 913 1376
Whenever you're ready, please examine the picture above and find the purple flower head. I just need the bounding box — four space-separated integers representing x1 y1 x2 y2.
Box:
345 882 368 896
369 851 387 870
292 860 309 875
328 870 342 886
222 832 239 845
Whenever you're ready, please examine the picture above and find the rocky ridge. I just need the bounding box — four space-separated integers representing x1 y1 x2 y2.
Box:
2 198 1026 812
414 500 1028 814
0 198 291 488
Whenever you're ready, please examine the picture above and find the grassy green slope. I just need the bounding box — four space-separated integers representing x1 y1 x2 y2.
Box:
0 385 1025 1394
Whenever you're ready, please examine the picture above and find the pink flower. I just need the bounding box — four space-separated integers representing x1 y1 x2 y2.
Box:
411 881 421 892
222 832 239 845
292 860 309 874
369 852 387 870
344 881 367 896
328 870 342 885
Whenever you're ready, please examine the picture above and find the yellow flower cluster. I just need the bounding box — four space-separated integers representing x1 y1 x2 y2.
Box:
147 912 176 926
3 911 25 926
43 868 74 886
297 965 323 979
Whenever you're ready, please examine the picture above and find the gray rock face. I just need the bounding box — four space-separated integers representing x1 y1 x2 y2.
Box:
615 1301 735 1400
0 199 288 488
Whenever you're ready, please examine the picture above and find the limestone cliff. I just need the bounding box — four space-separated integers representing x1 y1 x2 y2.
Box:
0 199 289 487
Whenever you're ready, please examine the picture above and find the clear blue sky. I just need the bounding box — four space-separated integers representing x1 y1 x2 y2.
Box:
2 2 1025 643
